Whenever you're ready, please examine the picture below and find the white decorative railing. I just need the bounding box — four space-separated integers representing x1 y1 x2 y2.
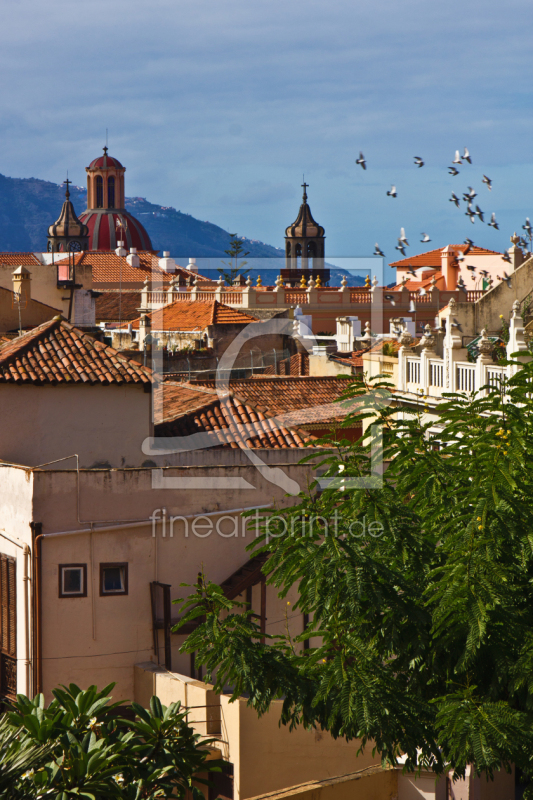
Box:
455 363 476 393
485 366 505 388
406 358 421 385
429 361 444 388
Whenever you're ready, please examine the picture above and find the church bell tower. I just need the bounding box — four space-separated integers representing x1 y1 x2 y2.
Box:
282 182 328 287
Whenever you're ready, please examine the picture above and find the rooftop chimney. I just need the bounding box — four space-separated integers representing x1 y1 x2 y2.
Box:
12 265 31 303
187 257 198 273
159 251 176 273
115 240 127 257
126 247 140 267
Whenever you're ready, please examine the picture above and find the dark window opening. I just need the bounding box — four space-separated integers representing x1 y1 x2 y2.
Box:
59 564 87 598
100 563 128 596
108 176 115 209
96 176 103 208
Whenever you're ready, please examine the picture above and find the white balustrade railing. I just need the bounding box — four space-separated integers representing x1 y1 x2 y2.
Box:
455 363 476 393
406 358 421 385
485 366 505 388
429 361 444 389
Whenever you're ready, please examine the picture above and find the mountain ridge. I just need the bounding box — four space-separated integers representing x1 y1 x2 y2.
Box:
0 173 283 258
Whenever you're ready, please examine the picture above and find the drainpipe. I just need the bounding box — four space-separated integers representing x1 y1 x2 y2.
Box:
30 522 43 696
23 545 31 697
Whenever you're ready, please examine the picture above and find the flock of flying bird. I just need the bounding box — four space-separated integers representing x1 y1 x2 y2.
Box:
355 148 532 269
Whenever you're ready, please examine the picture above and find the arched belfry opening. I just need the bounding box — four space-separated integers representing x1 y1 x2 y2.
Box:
282 182 329 287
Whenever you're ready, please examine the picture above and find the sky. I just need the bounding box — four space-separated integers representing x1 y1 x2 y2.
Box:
0 0 532 281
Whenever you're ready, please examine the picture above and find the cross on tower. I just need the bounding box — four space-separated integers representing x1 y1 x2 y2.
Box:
64 177 71 198
301 181 308 201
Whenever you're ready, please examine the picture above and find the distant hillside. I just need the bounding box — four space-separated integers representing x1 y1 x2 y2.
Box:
0 173 365 285
0 173 282 258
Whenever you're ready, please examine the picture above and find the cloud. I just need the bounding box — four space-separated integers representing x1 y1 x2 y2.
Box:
0 0 530 273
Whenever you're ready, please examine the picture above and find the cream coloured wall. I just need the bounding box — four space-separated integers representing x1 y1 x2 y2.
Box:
0 261 93 319
0 383 151 468
29 456 317 699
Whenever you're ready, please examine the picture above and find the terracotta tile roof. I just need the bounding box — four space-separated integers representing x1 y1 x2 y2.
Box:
156 382 318 449
0 253 41 266
132 300 257 331
0 317 152 385
390 245 502 268
54 251 213 288
261 352 309 376
95 291 142 322
330 350 366 368
190 376 355 427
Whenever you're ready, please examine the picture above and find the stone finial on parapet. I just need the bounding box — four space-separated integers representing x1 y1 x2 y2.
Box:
509 233 525 271
420 324 436 352
477 329 493 363
399 328 413 349
362 320 372 342
506 300 530 366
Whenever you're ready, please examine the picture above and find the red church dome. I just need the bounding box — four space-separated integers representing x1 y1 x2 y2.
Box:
88 153 124 170
79 210 152 251
80 147 153 251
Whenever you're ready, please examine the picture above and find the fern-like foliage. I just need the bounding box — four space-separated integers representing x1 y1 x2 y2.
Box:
177 359 533 792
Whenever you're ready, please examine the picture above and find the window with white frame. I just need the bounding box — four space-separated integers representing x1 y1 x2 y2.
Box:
100 563 128 596
59 564 87 598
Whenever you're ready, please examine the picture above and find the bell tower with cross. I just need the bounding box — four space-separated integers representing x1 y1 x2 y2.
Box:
282 181 328 287
47 177 90 253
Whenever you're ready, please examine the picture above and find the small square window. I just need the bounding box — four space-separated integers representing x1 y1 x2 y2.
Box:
100 563 128 596
59 564 87 598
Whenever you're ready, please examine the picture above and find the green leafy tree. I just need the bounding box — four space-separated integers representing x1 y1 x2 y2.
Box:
4 683 214 799
218 233 250 285
178 354 533 792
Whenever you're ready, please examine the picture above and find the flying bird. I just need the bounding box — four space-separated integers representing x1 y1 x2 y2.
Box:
475 205 485 222
457 277 466 290
356 152 366 170
463 147 472 164
466 265 476 273
451 320 463 332
482 175 492 190
399 227 409 246
419 287 427 296
502 272 512 288
479 269 489 277
488 213 499 230
501 252 511 263
414 156 424 168
384 294 396 306
406 268 417 277
374 243 385 257
395 243 407 256
387 185 397 198
452 150 462 164
465 205 476 223
464 238 474 251
448 166 460 176
408 300 416 313
420 233 431 243
519 236 529 248
463 187 477 202
450 193 461 207
456 251 465 262
523 218 532 236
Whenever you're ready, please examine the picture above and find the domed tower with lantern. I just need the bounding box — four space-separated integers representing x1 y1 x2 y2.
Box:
78 147 153 251
282 182 329 287
47 179 89 253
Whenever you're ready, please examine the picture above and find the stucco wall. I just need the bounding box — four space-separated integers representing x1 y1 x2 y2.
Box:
0 261 93 319
0 290 59 333
31 455 318 698
0 383 151 468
